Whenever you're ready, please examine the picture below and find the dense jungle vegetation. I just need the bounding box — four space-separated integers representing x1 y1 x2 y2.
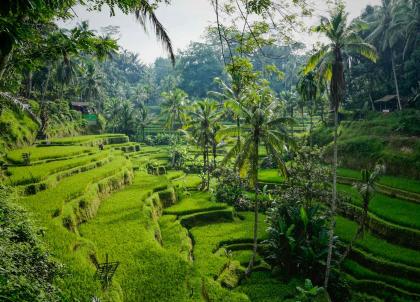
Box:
0 0 419 301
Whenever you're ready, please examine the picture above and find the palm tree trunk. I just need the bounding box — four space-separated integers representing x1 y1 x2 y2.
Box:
324 107 338 288
391 54 402 110
309 110 313 147
338 188 370 266
212 140 217 169
369 94 375 111
0 50 12 81
246 135 259 276
236 117 241 150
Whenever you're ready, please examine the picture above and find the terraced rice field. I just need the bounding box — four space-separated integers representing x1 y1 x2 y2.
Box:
5 134 420 301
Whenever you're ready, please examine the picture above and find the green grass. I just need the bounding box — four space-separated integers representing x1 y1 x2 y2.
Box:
337 183 420 229
40 133 128 145
343 260 420 294
164 191 228 215
335 216 420 268
159 215 192 261
0 108 38 153
19 156 132 300
6 151 110 185
172 174 202 189
258 169 285 183
7 145 94 163
80 172 203 302
234 271 302 302
338 167 420 194
191 212 267 279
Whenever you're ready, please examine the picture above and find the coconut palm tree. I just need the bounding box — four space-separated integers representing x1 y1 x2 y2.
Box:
81 63 103 111
185 99 222 189
279 90 298 137
391 0 419 58
161 88 189 131
138 102 154 141
297 70 319 146
367 0 403 110
210 77 245 149
219 85 293 276
304 4 377 288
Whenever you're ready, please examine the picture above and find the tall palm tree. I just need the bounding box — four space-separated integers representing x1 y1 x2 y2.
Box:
297 70 319 146
210 77 245 149
138 101 154 141
279 90 298 137
104 97 121 132
367 0 403 110
185 99 222 189
391 0 419 58
161 88 189 130
219 86 293 276
81 63 103 111
304 4 377 288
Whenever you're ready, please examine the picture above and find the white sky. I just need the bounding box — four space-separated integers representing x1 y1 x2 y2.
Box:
59 0 381 64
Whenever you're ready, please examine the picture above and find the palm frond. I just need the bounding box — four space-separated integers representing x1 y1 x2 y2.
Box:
346 42 378 63
135 1 175 65
304 45 331 75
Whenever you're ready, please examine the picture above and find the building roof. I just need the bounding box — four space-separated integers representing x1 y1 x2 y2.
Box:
71 102 91 107
374 95 397 103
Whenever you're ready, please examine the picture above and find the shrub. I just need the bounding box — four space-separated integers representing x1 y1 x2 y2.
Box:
0 186 62 301
213 168 244 208
265 201 332 284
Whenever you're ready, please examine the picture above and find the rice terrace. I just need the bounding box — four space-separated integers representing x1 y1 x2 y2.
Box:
0 0 419 301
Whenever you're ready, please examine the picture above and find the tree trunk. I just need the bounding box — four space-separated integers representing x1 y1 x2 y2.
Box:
212 141 217 169
309 110 313 147
391 54 402 111
369 94 375 111
0 50 12 81
236 117 241 150
338 187 370 266
246 135 259 276
39 66 52 138
324 107 338 289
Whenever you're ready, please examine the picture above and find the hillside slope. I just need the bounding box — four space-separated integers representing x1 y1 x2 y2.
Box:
312 110 420 179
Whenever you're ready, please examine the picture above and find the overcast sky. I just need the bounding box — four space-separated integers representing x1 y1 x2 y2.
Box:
59 0 381 64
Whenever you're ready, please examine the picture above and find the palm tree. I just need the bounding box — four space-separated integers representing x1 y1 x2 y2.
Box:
104 97 121 132
367 0 403 110
119 100 136 135
138 102 154 141
219 86 292 276
210 77 245 149
55 58 78 99
81 63 103 111
297 70 319 146
185 99 222 189
161 88 189 130
304 4 377 288
279 90 298 137
391 0 419 58
135 0 175 64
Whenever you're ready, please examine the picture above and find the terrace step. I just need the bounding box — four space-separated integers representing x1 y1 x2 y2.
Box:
347 246 420 282
344 272 420 301
17 153 114 195
338 201 420 249
338 175 420 204
179 208 235 229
